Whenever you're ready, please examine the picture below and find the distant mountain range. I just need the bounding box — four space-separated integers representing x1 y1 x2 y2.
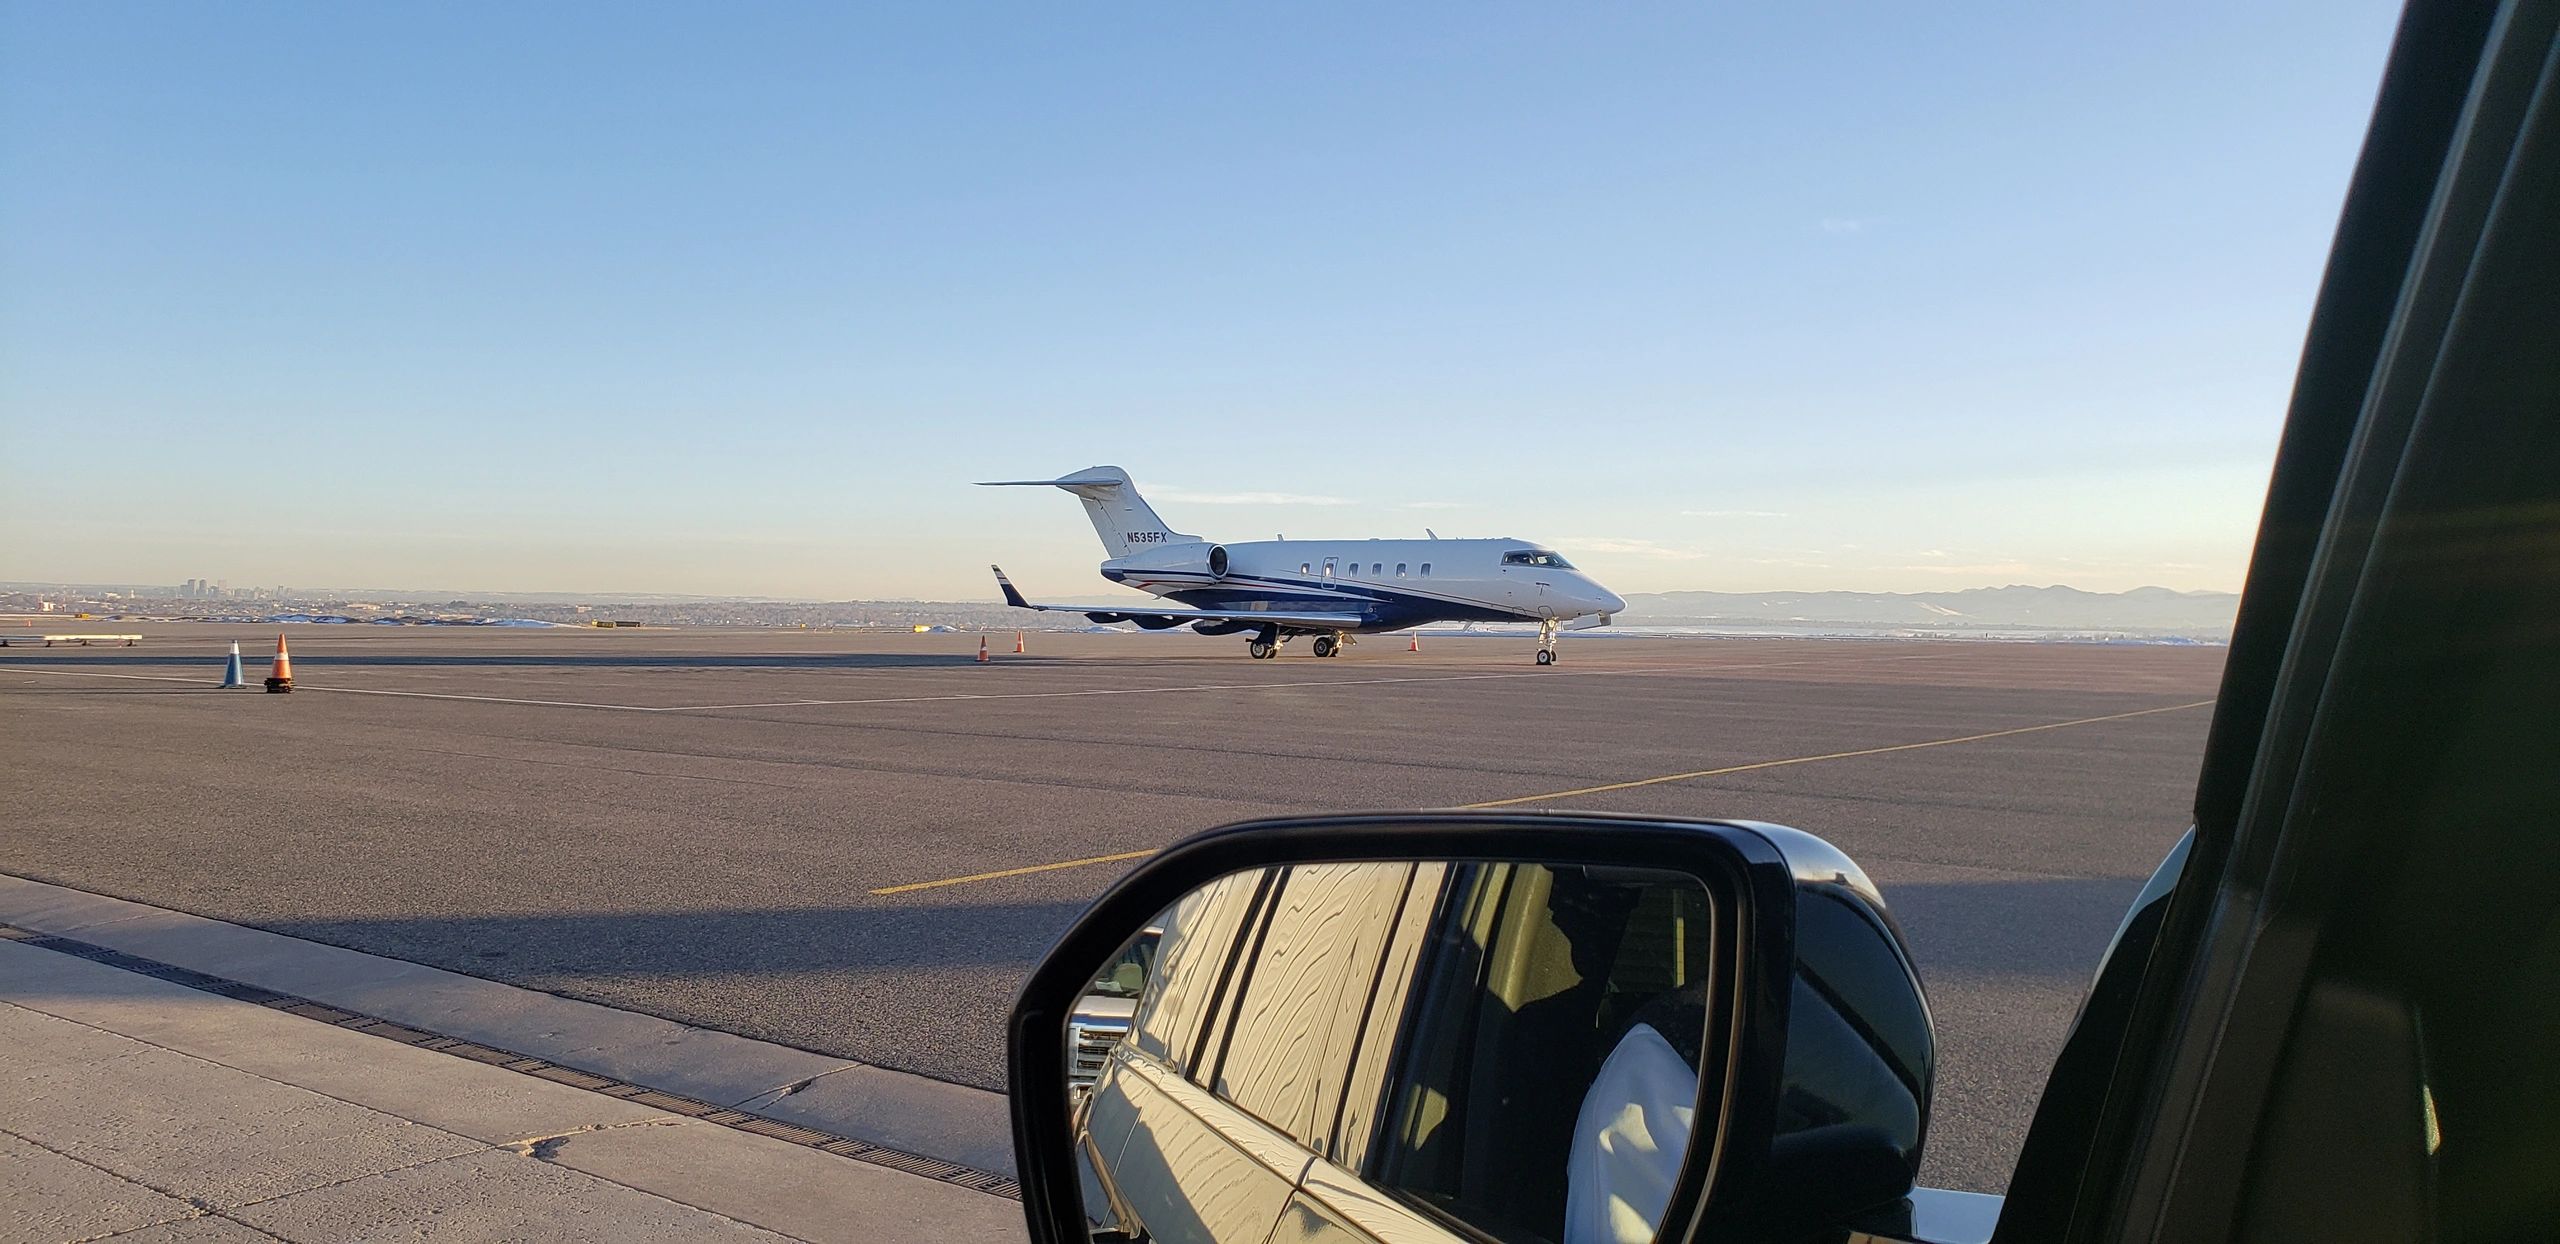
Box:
1618 585 2239 640
13 578 2242 641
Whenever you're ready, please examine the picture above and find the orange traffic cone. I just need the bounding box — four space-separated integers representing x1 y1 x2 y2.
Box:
264 633 294 693
1014 632 1025 654
1408 633 1421 652
977 636 990 663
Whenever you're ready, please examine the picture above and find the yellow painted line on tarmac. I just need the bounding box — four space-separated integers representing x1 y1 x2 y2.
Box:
1454 697 2217 809
0 668 205 686
871 849 1162 896
0 667 664 710
865 697 2217 896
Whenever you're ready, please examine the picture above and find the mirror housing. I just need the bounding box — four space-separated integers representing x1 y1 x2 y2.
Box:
1007 813 1934 1244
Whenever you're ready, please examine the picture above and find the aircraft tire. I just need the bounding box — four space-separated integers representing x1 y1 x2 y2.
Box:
1312 636 1337 658
1536 649 1555 666
1248 640 1276 660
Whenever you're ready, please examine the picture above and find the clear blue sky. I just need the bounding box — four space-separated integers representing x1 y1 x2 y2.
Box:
1 3 2403 600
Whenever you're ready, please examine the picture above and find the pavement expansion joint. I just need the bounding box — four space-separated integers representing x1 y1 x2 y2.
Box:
737 1063 858 1109
0 922 1026 1203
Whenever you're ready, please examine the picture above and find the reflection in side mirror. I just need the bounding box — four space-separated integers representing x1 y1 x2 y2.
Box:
1007 815 1935 1244
1088 861 1713 1244
1068 926 1161 1099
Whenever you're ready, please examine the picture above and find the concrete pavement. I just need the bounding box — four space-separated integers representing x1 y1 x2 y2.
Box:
2 628 2225 1192
0 889 1026 1243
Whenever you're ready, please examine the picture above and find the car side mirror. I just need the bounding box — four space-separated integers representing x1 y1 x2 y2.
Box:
1007 813 1936 1244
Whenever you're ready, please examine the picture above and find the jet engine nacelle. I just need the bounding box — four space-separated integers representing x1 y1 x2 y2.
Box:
1104 541 1230 583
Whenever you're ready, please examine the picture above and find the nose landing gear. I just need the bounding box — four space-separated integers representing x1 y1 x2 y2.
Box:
1535 618 1560 666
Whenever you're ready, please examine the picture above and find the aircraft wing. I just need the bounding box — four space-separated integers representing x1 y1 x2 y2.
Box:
991 567 1364 630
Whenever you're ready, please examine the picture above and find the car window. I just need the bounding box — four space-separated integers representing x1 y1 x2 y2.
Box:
1086 929 1161 1000
1330 862 1454 1172
1129 868 1274 1074
1367 864 1713 1243
1206 862 1415 1149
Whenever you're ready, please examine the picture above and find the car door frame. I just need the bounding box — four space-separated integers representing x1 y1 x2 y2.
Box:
1991 3 2560 1240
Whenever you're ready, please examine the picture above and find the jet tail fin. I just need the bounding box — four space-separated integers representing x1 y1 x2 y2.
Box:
977 465 1196 558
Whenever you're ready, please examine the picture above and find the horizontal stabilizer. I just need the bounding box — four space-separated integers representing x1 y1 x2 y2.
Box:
975 468 1133 489
977 466 1197 557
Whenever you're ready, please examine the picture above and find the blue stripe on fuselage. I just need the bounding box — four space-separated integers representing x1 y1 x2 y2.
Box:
1100 566 1533 630
1146 579 1523 630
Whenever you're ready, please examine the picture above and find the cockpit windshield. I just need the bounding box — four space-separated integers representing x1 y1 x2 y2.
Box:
1500 549 1574 569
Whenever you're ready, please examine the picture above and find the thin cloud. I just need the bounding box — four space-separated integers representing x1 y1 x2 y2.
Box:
1891 561 2040 576
1400 501 1467 511
1154 488 1356 506
1559 537 1710 561
1680 509 1789 519
1819 217 1872 234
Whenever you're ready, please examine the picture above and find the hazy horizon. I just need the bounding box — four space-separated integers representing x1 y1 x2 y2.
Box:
5 574 2241 606
2 5 2401 600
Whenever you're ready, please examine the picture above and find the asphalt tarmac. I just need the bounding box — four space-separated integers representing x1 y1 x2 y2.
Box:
0 623 2225 1193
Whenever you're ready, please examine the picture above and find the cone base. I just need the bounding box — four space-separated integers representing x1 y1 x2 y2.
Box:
264 678 293 693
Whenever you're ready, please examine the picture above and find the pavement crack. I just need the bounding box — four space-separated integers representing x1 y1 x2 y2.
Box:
503 1116 690 1162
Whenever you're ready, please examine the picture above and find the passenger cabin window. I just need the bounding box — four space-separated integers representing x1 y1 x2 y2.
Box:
1372 563 1383 575
1396 563 1407 577
1300 563 1311 574
1420 563 1431 577
1499 550 1574 569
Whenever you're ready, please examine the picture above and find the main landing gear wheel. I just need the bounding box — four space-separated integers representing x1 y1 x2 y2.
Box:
1247 640 1277 660
1536 648 1555 666
1311 635 1339 658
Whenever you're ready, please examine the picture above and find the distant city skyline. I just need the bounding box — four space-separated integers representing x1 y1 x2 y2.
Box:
2 4 2403 600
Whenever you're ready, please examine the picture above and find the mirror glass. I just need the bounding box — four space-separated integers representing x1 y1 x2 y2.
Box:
1061 859 1721 1244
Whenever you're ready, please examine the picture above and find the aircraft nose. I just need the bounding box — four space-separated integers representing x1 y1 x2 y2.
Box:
1593 584 1627 616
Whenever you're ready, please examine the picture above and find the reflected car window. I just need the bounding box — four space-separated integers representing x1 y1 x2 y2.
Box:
1207 863 1415 1146
1130 869 1274 1074
1369 865 1711 1243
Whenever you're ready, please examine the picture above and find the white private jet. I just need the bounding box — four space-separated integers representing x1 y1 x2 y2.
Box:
982 466 1626 664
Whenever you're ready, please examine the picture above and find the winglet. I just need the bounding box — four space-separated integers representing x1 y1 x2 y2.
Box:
991 565 1032 609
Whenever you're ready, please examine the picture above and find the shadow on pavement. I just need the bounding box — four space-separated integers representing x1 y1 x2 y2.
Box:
256 896 1094 981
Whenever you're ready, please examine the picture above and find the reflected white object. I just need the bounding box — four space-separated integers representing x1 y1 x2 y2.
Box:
1564 1023 1697 1244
